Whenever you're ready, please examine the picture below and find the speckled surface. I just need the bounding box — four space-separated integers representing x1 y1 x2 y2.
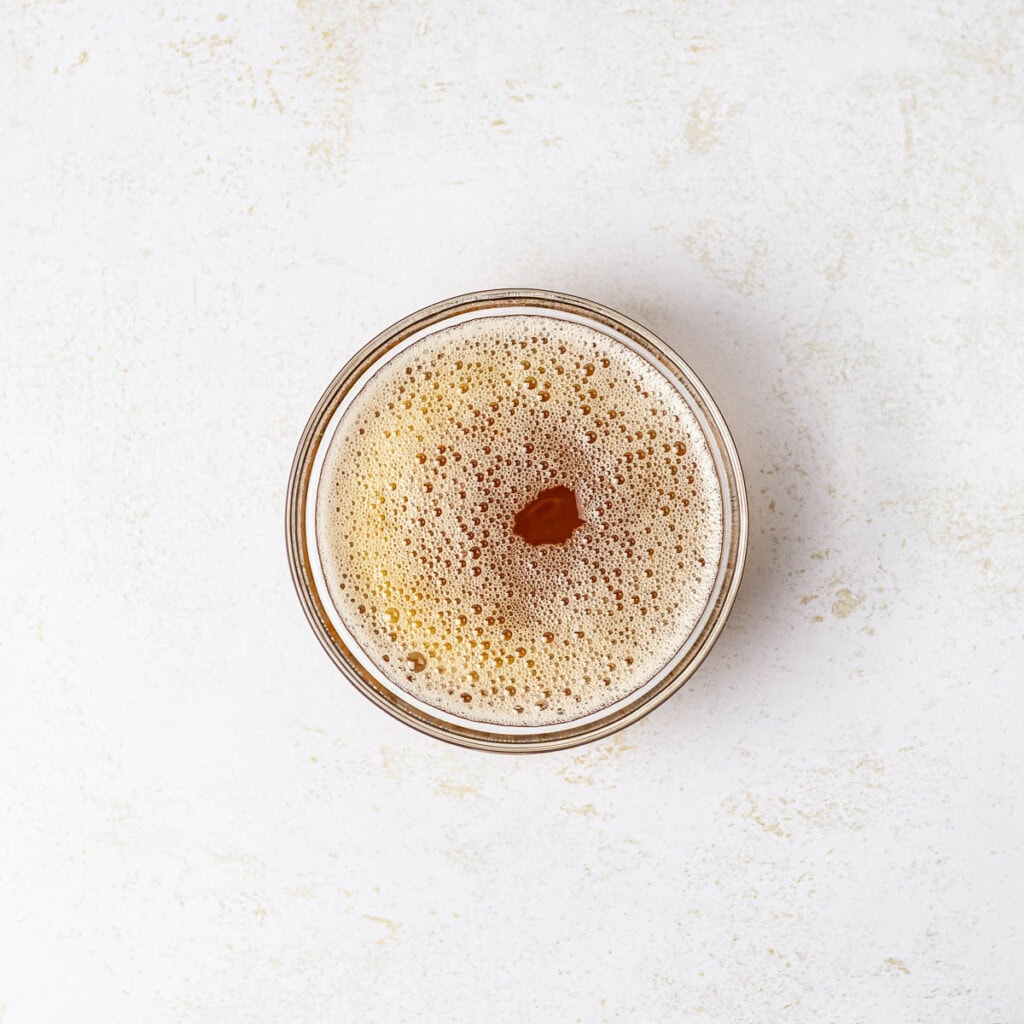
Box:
2 2 1022 1021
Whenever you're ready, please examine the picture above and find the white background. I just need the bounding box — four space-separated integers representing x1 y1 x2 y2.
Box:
2 2 1022 1022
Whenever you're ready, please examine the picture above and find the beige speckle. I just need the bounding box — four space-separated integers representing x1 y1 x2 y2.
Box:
749 809 787 839
363 915 401 944
854 755 885 775
824 248 849 284
561 802 607 818
832 588 866 618
559 735 636 785
438 782 481 799
684 89 725 153
726 793 790 838
883 956 911 975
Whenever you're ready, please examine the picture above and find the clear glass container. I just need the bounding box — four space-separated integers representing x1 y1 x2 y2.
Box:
286 289 747 752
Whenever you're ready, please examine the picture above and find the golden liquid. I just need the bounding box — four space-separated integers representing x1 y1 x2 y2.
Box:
316 314 724 726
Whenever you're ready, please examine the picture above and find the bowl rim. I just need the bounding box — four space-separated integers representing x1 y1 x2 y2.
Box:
285 288 748 753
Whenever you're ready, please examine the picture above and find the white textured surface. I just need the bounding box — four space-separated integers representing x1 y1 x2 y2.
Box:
2 2 1022 1021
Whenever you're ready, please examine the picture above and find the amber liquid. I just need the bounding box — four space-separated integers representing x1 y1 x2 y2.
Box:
315 314 724 727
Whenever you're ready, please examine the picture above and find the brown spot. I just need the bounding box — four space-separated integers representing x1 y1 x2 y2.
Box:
512 486 583 546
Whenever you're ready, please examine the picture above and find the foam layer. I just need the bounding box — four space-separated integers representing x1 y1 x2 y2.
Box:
315 314 724 726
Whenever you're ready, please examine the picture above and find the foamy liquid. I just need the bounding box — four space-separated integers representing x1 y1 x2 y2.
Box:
315 314 724 726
